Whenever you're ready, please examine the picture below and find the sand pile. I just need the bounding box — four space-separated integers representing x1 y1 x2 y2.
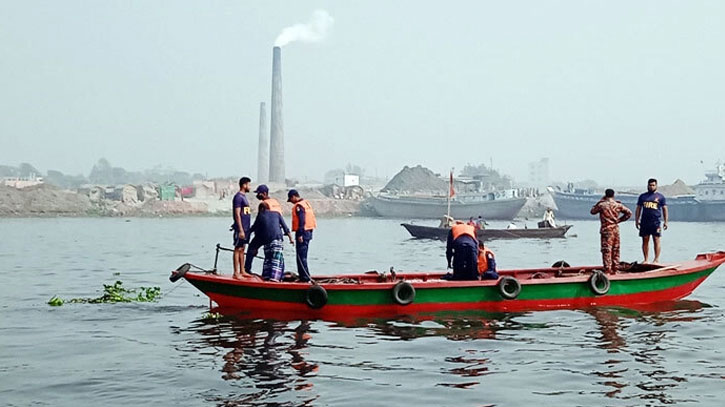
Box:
0 184 92 216
658 179 695 196
381 165 447 195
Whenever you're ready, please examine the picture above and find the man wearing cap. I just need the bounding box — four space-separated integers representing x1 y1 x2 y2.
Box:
253 184 282 213
288 189 317 282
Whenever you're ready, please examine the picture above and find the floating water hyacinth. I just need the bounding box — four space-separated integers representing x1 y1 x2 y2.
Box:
48 281 161 306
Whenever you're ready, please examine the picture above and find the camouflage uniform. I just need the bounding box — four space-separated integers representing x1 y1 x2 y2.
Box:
591 199 632 273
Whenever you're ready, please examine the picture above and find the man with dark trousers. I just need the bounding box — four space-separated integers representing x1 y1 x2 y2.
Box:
231 177 252 279
635 178 669 263
288 189 316 282
254 184 282 213
446 221 479 280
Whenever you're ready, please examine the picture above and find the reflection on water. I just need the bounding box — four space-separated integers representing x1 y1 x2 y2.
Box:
182 318 320 406
177 300 712 406
587 300 708 404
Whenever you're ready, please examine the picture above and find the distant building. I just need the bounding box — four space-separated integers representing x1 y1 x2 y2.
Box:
3 175 44 189
325 170 360 187
528 158 550 187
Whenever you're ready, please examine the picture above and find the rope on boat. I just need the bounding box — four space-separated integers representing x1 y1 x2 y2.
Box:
162 278 187 297
188 263 216 273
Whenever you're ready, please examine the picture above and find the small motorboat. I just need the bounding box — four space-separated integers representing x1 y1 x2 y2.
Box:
401 223 573 241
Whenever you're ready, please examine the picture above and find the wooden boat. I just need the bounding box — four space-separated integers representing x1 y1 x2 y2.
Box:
401 223 573 241
170 251 725 319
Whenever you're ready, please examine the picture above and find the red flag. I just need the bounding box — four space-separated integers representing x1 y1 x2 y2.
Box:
449 171 455 197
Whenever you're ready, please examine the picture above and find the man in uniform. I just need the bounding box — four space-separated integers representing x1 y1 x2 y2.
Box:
635 178 668 263
477 241 498 280
231 177 252 279
244 184 284 274
591 189 632 274
445 221 479 280
288 189 316 282
254 184 282 213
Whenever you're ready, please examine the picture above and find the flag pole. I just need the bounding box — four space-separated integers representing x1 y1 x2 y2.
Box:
447 167 454 221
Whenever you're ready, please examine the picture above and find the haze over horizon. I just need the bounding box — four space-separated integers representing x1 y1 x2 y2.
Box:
1 1 724 186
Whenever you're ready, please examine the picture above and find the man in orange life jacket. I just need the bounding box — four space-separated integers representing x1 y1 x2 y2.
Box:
478 241 499 280
288 189 316 282
445 221 479 280
254 184 282 213
244 184 284 273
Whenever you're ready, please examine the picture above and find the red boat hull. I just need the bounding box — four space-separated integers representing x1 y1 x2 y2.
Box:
175 251 725 320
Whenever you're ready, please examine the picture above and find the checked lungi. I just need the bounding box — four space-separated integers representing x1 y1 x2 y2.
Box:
261 239 285 281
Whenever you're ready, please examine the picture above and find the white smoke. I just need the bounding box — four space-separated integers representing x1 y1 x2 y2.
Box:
274 10 334 47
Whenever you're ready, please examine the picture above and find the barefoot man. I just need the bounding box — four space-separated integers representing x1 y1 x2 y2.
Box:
231 177 252 279
635 178 668 263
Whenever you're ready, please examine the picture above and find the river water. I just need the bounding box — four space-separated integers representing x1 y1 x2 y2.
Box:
2 217 725 406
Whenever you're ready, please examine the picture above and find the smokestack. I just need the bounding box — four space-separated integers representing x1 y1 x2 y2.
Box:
256 102 268 183
268 46 285 184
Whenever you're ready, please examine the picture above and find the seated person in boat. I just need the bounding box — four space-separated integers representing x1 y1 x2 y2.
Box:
476 216 487 230
438 215 454 228
541 208 556 228
478 241 499 280
466 216 484 231
445 221 479 280
244 203 294 281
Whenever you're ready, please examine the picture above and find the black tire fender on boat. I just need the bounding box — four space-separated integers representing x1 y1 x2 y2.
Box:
392 281 416 305
169 263 191 283
498 276 521 300
305 285 328 309
552 260 570 268
589 271 610 295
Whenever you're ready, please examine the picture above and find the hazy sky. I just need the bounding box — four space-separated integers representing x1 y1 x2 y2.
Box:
1 1 724 186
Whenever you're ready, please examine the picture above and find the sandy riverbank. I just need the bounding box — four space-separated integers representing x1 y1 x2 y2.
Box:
0 184 363 218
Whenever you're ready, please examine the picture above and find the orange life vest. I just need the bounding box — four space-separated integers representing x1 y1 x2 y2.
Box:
263 197 283 214
451 224 477 240
292 199 317 231
478 248 495 274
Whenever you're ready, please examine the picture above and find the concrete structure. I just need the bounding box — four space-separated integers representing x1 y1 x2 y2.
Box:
325 170 360 187
121 184 139 204
269 46 285 184
343 174 360 187
192 180 217 199
3 176 43 189
256 102 269 183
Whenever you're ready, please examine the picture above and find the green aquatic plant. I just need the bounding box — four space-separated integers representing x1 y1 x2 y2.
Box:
202 312 223 320
48 296 64 306
48 281 161 306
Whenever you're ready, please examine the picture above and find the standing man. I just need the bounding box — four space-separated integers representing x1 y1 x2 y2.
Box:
246 203 294 281
288 189 316 282
591 189 632 274
445 221 479 280
635 178 668 263
253 184 282 213
231 177 252 279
